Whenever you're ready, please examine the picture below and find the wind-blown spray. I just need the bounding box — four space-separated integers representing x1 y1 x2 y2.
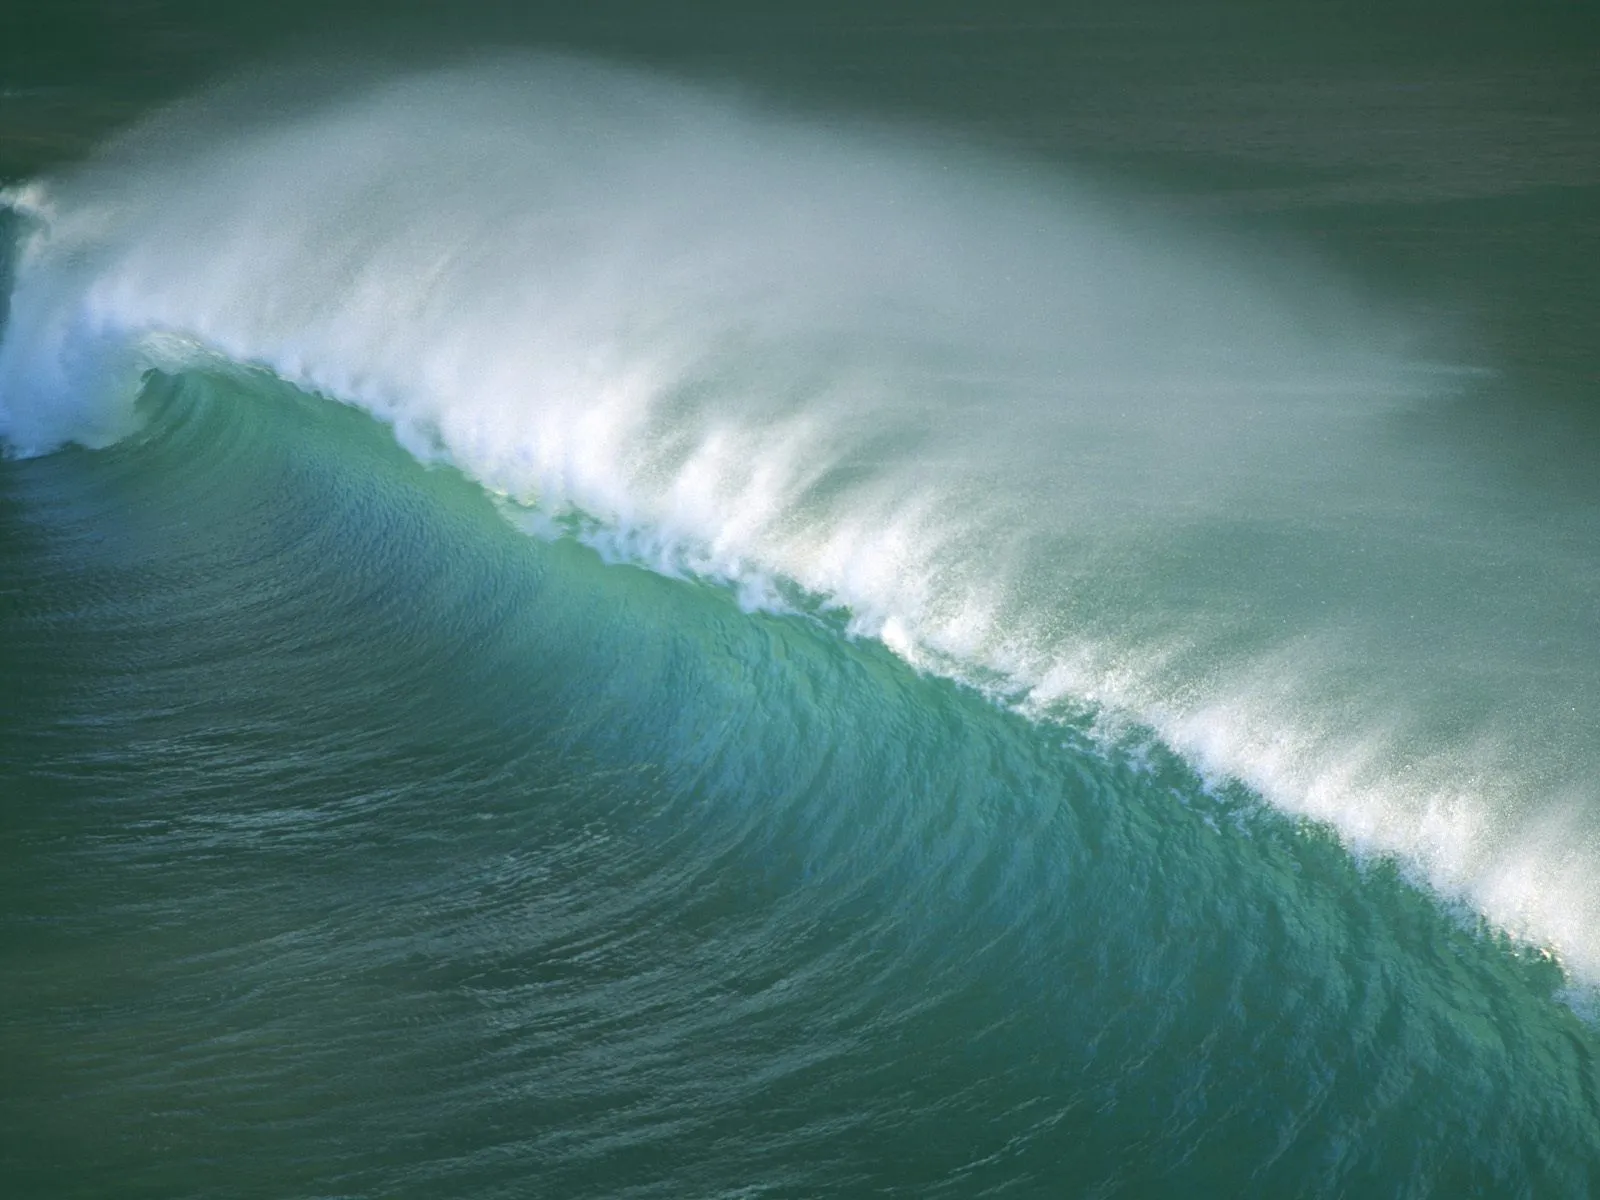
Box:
3 55 1596 983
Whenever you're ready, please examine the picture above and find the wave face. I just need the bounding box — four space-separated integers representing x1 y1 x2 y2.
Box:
3 55 1600 1194
1 362 1595 1197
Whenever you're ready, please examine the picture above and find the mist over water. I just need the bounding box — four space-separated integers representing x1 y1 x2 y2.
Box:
4 55 1600 985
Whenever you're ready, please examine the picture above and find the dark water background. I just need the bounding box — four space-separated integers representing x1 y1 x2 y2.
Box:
3 3 1600 1197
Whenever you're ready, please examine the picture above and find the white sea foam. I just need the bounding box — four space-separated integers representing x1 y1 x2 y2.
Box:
4 56 1598 983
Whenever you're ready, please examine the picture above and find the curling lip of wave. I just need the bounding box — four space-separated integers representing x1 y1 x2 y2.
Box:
4 55 1598 988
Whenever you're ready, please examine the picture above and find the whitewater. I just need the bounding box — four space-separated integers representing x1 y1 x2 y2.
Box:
3 53 1598 990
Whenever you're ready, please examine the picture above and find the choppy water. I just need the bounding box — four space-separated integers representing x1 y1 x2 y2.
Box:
4 14 1600 1199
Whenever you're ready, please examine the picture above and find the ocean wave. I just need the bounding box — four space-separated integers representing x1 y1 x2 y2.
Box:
4 54 1600 986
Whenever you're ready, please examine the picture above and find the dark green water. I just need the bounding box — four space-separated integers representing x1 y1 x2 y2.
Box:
3 4 1599 1197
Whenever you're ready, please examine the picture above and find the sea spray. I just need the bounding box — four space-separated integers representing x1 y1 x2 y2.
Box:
3 55 1598 985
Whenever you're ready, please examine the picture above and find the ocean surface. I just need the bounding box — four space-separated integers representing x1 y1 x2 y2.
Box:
3 4 1599 1196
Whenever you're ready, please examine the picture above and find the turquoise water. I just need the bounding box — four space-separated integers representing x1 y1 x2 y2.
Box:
4 13 1600 1198
5 362 1596 1196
